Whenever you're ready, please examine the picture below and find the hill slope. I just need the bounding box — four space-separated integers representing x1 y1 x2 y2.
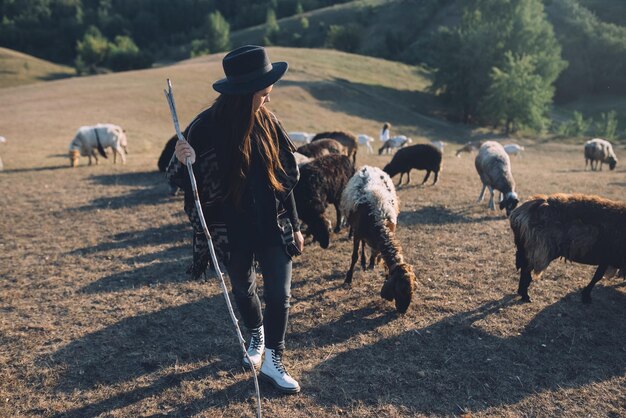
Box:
0 47 75 89
0 47 465 170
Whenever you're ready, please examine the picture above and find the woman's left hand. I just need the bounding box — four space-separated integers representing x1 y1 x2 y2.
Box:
294 230 304 253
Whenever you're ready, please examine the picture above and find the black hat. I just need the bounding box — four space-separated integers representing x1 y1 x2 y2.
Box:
212 45 288 95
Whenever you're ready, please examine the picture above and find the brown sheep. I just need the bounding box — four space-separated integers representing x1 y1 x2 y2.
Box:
297 138 345 159
510 193 626 303
312 131 358 164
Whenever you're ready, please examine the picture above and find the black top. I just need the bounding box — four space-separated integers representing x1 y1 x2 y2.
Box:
223 134 295 249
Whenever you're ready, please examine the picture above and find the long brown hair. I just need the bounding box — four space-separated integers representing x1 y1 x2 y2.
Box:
213 93 286 207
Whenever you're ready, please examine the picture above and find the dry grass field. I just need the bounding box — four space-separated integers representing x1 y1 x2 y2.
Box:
0 47 75 89
1 48 625 417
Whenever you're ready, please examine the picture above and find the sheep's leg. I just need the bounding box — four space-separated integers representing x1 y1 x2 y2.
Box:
422 170 430 185
433 170 439 185
333 204 342 233
368 250 379 270
488 187 495 210
477 184 487 202
397 173 403 187
517 268 533 302
599 161 603 171
344 235 360 286
88 153 92 166
366 143 373 154
360 241 367 270
585 158 588 170
405 170 411 185
113 148 117 164
581 264 607 303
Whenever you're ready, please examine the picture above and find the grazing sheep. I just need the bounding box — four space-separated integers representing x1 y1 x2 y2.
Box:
475 141 519 215
297 138 345 159
383 143 443 187
378 135 412 155
358 134 375 154
455 140 483 157
288 131 314 144
340 166 417 313
293 151 313 166
431 140 446 151
158 134 177 172
504 143 525 157
0 136 5 171
584 138 618 171
312 131 358 164
510 193 626 303
69 123 128 167
293 154 355 248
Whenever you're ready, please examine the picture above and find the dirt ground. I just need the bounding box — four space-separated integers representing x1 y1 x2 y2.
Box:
1 140 625 417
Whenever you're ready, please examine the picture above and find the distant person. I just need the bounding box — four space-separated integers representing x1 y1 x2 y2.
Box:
380 122 391 143
169 45 303 394
380 122 392 154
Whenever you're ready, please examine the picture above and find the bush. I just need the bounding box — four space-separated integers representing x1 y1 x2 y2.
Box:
325 23 362 53
595 111 618 140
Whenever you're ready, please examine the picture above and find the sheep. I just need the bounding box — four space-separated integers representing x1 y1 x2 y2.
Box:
455 140 483 157
383 143 443 187
510 193 626 303
584 138 618 171
475 141 519 215
358 134 375 154
430 140 446 152
340 166 417 313
158 134 177 172
504 143 525 157
311 131 358 164
378 135 412 155
68 123 128 167
293 151 313 166
288 131 314 144
293 154 355 248
297 138 345 159
0 136 5 171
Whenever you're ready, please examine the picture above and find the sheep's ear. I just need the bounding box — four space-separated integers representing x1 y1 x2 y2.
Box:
380 277 395 301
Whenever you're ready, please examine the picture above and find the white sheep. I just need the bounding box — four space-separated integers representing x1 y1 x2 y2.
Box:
430 140 446 151
378 135 412 155
584 138 618 171
340 166 417 313
288 131 314 144
357 134 374 154
504 143 525 157
68 123 128 167
475 141 519 215
0 136 5 171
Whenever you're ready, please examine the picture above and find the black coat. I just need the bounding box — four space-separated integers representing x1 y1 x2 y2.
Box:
166 107 300 278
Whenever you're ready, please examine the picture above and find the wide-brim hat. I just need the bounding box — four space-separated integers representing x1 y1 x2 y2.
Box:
213 45 288 95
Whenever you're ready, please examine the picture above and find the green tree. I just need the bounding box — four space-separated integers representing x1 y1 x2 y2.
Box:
429 0 567 124
75 26 110 74
325 24 362 53
206 10 230 53
595 111 618 140
107 35 151 71
263 8 279 45
481 53 553 134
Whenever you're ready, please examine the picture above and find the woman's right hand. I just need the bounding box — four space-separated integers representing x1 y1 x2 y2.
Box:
175 140 196 164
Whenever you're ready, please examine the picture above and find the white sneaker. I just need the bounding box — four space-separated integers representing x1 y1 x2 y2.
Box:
242 326 264 368
260 348 301 394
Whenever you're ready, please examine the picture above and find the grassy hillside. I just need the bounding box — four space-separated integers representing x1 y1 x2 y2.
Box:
0 47 466 172
1 47 625 417
0 47 75 89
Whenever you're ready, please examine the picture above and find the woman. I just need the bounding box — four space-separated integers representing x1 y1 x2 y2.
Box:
380 122 391 143
168 45 303 394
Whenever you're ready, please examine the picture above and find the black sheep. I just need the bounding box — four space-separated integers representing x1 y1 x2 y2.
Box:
383 143 443 186
158 134 177 172
293 154 355 248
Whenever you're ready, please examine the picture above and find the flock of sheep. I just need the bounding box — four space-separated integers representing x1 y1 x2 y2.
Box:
63 123 624 313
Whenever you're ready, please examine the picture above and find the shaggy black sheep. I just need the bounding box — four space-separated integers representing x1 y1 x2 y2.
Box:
293 154 355 248
383 143 443 186
158 134 177 172
297 138 345 159
510 193 626 303
312 131 358 164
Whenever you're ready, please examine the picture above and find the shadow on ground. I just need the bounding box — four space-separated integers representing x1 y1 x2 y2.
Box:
305 287 626 414
398 205 501 225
